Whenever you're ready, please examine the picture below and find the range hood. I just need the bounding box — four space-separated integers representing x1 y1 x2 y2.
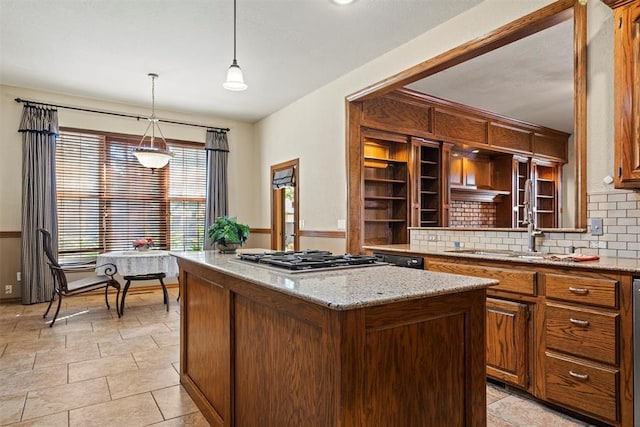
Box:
450 186 510 203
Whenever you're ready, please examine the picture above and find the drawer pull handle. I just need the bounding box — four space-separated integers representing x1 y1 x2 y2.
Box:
568 287 589 295
569 318 590 327
569 371 589 380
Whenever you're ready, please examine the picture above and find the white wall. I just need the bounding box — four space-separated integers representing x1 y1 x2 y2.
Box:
0 84 260 231
255 1 578 238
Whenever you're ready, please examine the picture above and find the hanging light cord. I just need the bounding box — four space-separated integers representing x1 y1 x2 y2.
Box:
233 0 238 62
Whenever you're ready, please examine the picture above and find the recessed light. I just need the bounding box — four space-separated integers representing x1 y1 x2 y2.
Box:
471 149 480 154
331 0 356 5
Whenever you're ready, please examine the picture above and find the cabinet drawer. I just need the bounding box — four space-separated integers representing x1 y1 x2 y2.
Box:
545 273 618 308
428 261 535 295
545 303 618 365
545 351 618 423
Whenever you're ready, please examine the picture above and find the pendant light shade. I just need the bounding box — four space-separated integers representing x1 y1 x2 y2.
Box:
223 59 247 91
134 73 174 170
223 0 247 91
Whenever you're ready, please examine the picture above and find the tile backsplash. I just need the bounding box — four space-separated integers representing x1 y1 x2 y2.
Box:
449 201 496 228
411 190 640 259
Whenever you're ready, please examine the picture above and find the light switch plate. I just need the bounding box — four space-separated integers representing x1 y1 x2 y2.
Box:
591 218 603 236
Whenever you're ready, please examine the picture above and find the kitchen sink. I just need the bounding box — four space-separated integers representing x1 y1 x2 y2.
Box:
445 248 548 259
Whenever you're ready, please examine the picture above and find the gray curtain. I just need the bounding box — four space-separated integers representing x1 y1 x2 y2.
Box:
19 105 59 304
204 130 229 249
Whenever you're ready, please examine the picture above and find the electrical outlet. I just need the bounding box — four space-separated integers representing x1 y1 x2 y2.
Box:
16 271 21 282
591 218 603 236
589 241 607 249
427 234 437 242
4 285 12 294
337 219 346 230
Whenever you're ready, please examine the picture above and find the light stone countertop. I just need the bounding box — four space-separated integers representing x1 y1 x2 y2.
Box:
364 244 640 274
171 250 497 310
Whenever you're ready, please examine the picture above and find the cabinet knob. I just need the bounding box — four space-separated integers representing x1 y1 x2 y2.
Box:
568 287 589 295
568 370 589 380
569 318 590 327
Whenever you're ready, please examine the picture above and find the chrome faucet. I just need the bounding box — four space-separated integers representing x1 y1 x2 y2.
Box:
522 179 543 252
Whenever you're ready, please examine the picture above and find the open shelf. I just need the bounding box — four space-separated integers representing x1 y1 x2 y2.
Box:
362 135 410 245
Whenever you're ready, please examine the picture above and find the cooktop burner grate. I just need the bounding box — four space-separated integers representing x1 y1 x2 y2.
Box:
237 250 380 271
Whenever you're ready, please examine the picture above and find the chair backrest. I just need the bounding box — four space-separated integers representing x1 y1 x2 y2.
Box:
38 228 68 293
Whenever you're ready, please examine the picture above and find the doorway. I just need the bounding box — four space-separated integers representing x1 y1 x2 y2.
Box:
270 159 299 251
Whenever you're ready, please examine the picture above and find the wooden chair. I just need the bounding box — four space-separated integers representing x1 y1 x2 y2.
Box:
38 228 121 327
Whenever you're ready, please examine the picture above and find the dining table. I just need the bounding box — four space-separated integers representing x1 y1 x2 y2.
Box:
96 250 179 315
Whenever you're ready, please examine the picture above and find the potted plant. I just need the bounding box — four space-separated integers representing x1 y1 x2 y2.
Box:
207 216 250 253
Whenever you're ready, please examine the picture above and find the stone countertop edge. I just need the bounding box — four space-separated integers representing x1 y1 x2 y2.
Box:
170 251 497 311
364 244 640 274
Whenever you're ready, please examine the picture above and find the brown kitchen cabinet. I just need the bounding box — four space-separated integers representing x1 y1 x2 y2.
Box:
486 297 530 388
605 0 640 188
541 271 626 425
362 129 410 245
408 252 634 426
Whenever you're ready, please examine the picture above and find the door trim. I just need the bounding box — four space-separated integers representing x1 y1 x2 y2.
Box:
270 159 299 250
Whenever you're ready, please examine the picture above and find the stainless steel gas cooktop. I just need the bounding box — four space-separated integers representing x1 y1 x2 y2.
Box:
235 250 384 273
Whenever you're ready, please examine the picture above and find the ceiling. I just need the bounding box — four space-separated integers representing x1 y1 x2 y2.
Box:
0 0 487 123
407 19 574 133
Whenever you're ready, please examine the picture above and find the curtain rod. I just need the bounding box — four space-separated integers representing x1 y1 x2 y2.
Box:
14 97 230 133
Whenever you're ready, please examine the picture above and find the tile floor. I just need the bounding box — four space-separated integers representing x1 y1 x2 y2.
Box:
0 288 597 426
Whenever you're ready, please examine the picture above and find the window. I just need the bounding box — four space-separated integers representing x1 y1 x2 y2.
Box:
56 128 206 258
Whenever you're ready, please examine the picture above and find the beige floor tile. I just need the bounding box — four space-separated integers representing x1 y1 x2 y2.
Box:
487 395 589 427
133 344 179 370
0 320 18 333
0 352 35 374
98 335 158 358
0 330 41 345
92 317 142 332
137 311 180 326
150 411 210 427
152 385 199 420
0 365 67 397
119 323 172 340
3 336 65 356
7 411 69 427
69 393 163 427
37 321 94 337
0 392 26 425
487 383 510 404
22 377 110 421
151 329 180 347
487 411 516 426
68 353 138 383
33 344 100 369
107 366 180 400
64 329 123 348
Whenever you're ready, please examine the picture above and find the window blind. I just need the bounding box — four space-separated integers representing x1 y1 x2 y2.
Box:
56 129 206 258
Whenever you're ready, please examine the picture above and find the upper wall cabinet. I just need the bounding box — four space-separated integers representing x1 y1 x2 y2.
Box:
605 0 640 188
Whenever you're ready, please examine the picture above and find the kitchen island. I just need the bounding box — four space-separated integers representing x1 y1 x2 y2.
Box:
173 251 497 427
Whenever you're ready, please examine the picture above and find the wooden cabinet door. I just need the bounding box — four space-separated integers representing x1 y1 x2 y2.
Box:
612 0 640 188
486 297 529 388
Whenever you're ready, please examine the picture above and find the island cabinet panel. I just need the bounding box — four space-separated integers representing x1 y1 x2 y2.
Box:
233 294 332 427
178 257 488 427
180 272 230 426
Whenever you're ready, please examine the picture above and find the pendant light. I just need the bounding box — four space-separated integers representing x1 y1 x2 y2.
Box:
223 0 247 91
134 73 174 170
